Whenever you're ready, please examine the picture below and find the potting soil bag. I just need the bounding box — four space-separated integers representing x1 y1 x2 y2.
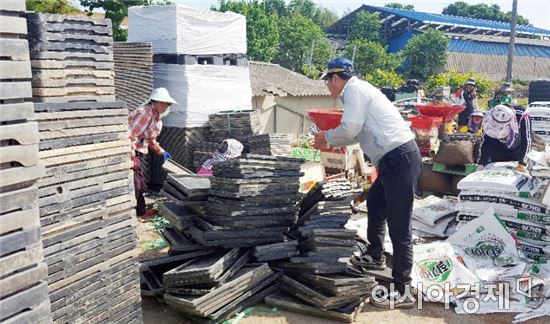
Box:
413 195 457 227
458 203 550 226
459 191 549 215
517 239 550 262
411 242 479 302
413 215 456 238
457 165 528 194
448 208 526 282
526 262 550 298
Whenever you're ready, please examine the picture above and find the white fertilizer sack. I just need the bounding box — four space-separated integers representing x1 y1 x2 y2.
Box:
411 242 479 302
448 208 526 282
413 195 457 227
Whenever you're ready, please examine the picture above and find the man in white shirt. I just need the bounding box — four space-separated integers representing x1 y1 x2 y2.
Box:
312 57 421 308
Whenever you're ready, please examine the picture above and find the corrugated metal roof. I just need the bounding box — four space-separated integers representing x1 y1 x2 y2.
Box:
449 39 550 58
249 62 330 97
444 52 550 80
366 5 550 37
446 33 550 48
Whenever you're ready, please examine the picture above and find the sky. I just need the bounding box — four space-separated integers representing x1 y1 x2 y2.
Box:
172 0 550 30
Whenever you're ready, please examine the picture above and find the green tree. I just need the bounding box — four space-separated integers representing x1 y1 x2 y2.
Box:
403 29 448 79
442 2 530 25
275 14 331 73
384 3 414 11
426 71 493 98
288 0 338 30
365 69 404 88
315 7 339 30
344 39 402 76
26 0 79 14
262 0 287 17
348 11 381 42
80 0 171 41
216 0 280 62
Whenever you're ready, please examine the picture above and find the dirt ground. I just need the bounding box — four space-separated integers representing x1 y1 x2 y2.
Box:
141 295 547 324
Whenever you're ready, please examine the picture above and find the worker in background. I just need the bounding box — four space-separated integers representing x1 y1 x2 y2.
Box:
311 57 421 309
459 110 484 136
455 78 478 128
197 139 244 176
129 87 176 217
488 82 514 108
478 104 531 175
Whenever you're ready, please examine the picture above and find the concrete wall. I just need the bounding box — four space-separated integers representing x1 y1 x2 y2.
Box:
252 95 342 134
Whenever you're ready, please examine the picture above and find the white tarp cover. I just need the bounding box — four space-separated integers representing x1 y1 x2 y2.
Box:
128 5 247 55
153 63 252 128
448 208 526 282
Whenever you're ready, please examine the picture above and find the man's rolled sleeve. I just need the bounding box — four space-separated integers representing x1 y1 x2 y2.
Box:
326 84 367 147
326 122 362 147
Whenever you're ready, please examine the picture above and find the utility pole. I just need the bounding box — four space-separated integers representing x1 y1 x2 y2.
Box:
506 0 518 82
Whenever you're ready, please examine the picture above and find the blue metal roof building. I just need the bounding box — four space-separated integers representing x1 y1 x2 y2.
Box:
327 5 550 39
327 5 550 80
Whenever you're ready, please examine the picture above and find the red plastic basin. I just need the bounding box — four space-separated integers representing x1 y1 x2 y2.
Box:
307 109 343 131
408 116 443 130
415 104 464 122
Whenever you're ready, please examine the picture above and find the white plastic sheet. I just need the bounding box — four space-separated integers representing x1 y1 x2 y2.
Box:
153 63 252 128
128 5 247 55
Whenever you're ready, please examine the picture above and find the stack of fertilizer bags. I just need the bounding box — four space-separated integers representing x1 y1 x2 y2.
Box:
456 162 550 262
411 195 458 239
407 157 550 321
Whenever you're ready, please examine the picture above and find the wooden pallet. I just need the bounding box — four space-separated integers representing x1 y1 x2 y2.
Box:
0 262 48 299
32 86 115 97
0 281 51 323
31 59 114 70
164 263 274 317
432 162 478 176
0 102 34 123
38 140 130 167
86 285 141 323
30 50 111 63
49 258 137 312
40 191 134 234
0 0 26 12
0 60 31 80
265 292 365 323
39 155 130 187
47 228 136 285
0 81 32 101
42 210 135 253
38 169 132 209
0 14 27 35
48 248 138 293
55 278 139 323
0 38 30 61
35 108 128 150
